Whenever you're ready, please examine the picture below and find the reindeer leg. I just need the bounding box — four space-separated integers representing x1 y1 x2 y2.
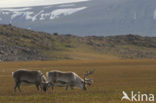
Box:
40 83 43 92
65 83 69 90
65 85 68 90
36 84 40 91
70 85 74 90
51 85 54 91
14 82 18 92
17 82 22 92
70 81 74 90
50 83 54 91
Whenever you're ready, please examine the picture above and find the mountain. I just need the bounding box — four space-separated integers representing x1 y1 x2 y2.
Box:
0 24 156 61
0 0 156 36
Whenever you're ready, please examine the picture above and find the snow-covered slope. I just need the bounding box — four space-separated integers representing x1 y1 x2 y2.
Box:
0 0 156 36
0 7 87 22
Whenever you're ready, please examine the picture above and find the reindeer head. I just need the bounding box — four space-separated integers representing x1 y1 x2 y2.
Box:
40 74 48 92
83 70 94 90
41 82 49 92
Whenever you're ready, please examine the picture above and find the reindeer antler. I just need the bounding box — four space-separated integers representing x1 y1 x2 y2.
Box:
84 70 94 78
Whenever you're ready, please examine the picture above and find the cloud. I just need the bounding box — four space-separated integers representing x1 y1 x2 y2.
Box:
0 0 89 8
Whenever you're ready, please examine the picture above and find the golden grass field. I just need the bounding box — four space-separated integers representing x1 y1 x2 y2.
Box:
0 59 156 103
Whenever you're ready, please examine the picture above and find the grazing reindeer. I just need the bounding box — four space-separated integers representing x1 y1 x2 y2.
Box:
46 70 94 91
12 69 48 92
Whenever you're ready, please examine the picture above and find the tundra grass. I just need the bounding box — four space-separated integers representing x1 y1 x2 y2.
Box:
0 59 156 103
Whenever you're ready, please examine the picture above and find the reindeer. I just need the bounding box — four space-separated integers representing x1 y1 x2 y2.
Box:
46 70 94 91
12 69 48 92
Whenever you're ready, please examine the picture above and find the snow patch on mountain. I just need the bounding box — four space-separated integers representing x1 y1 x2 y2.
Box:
40 13 50 20
39 7 87 20
0 6 87 21
50 7 87 19
0 11 10 15
0 8 33 20
24 12 34 21
11 12 23 20
32 10 44 21
153 10 156 20
1 8 31 12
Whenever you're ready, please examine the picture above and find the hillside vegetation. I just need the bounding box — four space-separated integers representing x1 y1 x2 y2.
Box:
0 24 156 61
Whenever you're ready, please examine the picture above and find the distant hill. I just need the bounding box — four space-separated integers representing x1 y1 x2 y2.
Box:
0 0 156 36
0 24 156 61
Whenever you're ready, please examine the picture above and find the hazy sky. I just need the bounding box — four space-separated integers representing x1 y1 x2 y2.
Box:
0 0 88 8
